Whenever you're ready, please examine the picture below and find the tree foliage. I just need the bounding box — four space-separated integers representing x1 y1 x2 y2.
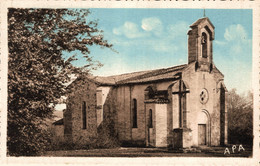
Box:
8 8 112 156
227 89 253 145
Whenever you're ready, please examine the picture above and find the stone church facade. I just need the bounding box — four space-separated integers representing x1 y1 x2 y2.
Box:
63 17 228 148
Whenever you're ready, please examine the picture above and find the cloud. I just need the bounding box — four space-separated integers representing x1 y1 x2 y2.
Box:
113 21 146 39
146 39 179 53
214 24 252 94
141 17 163 36
111 20 188 54
224 24 248 42
214 40 226 45
92 52 134 76
167 21 189 39
214 24 251 60
215 57 252 95
230 44 244 55
224 24 251 58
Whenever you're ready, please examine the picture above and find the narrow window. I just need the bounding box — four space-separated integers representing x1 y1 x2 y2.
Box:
182 83 187 128
96 90 103 126
132 99 137 128
82 101 87 129
201 32 208 58
149 109 153 128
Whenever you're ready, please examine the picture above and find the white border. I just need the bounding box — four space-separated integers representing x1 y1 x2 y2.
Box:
1 0 259 165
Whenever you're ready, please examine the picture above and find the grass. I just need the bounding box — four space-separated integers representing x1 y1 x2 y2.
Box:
44 146 252 157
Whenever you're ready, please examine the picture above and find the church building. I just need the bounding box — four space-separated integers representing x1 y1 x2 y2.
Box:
63 17 228 148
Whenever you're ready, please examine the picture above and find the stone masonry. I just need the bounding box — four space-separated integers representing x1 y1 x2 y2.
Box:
62 17 228 148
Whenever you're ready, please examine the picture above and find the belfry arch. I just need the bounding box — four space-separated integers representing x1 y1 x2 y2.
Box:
201 32 208 58
188 17 215 73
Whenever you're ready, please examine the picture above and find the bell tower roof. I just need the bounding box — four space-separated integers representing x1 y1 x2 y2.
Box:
190 17 215 29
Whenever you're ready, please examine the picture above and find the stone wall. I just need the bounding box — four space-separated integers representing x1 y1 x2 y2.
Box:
182 63 225 147
52 124 64 143
114 81 174 146
155 104 167 147
96 86 111 127
64 63 227 148
114 85 147 145
65 78 98 145
114 86 131 142
188 29 198 64
145 103 155 146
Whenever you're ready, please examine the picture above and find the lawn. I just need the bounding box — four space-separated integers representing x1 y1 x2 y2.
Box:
44 146 252 157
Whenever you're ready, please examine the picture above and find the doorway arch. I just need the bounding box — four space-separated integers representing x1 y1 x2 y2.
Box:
197 110 211 146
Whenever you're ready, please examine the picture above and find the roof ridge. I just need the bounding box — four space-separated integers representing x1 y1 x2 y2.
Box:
190 17 215 29
116 64 187 84
99 64 186 78
53 118 64 125
102 69 156 79
67 64 188 87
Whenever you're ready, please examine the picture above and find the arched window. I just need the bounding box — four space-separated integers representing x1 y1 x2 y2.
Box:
132 99 137 128
201 32 208 58
82 101 87 129
149 109 153 128
145 86 155 100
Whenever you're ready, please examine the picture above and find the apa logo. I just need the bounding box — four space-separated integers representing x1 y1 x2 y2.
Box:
224 145 245 155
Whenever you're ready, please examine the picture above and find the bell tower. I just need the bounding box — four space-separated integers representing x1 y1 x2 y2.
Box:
187 17 215 72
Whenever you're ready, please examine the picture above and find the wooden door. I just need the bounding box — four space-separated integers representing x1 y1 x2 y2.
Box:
198 124 206 145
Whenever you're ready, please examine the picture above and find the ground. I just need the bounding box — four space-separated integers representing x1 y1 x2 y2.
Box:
44 146 252 157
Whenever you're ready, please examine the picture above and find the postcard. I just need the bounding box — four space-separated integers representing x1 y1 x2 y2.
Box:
0 0 259 165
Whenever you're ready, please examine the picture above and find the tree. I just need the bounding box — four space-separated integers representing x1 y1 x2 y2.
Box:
227 89 253 145
8 8 112 156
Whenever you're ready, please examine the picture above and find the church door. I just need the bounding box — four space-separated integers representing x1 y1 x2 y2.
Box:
198 124 206 145
148 128 153 146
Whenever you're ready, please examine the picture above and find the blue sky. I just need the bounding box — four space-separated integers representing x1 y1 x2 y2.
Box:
73 9 252 95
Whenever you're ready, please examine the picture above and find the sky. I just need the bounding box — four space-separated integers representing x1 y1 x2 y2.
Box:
71 9 252 95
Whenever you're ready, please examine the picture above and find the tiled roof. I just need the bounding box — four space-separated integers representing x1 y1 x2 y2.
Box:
116 64 187 84
82 70 152 86
190 17 215 29
97 64 187 85
70 64 187 86
94 69 152 85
